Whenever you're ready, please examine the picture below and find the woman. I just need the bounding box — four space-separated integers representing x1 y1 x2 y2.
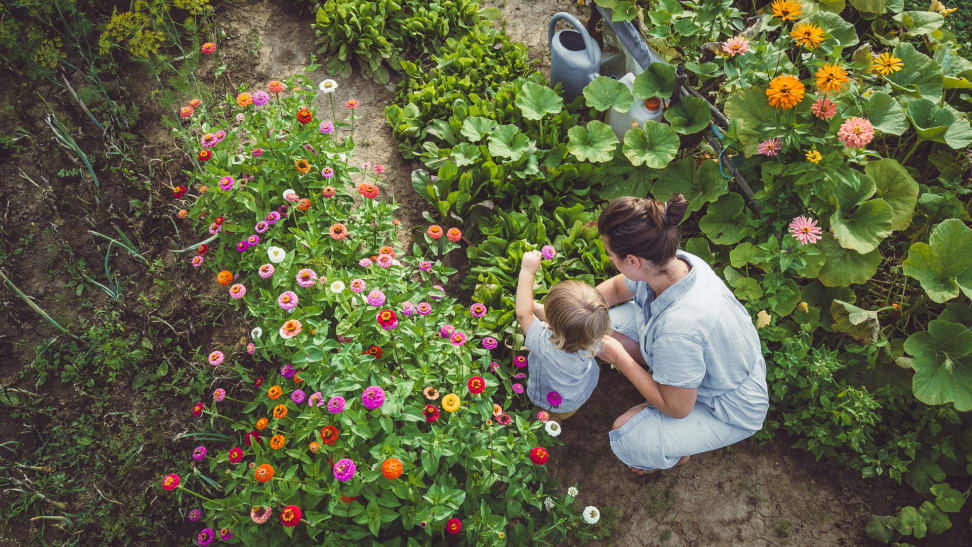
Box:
596 195 768 473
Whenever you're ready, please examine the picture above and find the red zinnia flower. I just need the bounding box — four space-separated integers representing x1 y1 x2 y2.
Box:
280 505 301 526
427 225 443 239
446 517 461 535
297 198 311 211
529 446 549 465
340 495 358 503
214 216 225 225
357 183 378 199
424 404 440 422
227 447 243 463
162 473 180 491
446 227 462 242
244 430 262 446
192 401 204 417
197 244 209 255
198 149 212 162
297 108 312 124
377 309 397 329
362 345 382 359
173 185 187 198
320 425 339 445
467 376 486 395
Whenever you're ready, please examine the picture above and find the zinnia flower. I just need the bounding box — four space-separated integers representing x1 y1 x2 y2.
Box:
416 302 432 315
374 164 385 173
381 457 403 479
208 351 224 366
377 254 393 268
280 505 302 527
192 402 204 417
766 74 804 109
279 319 302 339
424 404 440 422
545 421 562 437
446 227 462 242
423 386 440 400
228 447 243 463
250 506 272 524
837 117 875 148
319 79 337 93
771 0 801 20
722 35 750 56
322 185 336 197
319 121 334 135
197 528 214 546
805 149 822 163
201 42 216 54
229 283 246 299
358 183 379 199
446 518 462 535
320 425 339 445
296 268 317 288
811 97 837 119
252 90 269 106
757 138 782 156
329 223 348 240
256 417 268 430
218 529 231 541
790 21 824 48
419 261 432 271
541 245 557 260
267 246 286 263
269 434 285 450
547 391 562 406
451 331 467 346
583 506 601 524
350 278 366 293
482 336 498 350
198 149 211 162
402 301 415 315
788 216 823 245
537 410 550 422
268 385 283 399
258 264 275 279
530 446 549 465
514 355 528 368
427 225 443 239
327 396 346 413
442 393 461 412
212 388 226 402
361 385 385 410
162 473 180 491
291 389 306 404
512 383 524 394
333 458 356 481
179 106 193 119
188 508 200 522
815 64 849 95
254 464 274 483
236 93 253 108
346 99 358 109
872 52 903 75
297 108 312 124
467 376 486 394
218 176 234 190
367 289 386 307
268 80 285 93
191 255 204 268
330 280 345 293
377 309 398 330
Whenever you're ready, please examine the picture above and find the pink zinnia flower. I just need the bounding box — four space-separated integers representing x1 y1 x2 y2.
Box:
192 445 207 461
837 117 874 148
722 35 750 56
416 302 432 315
367 289 386 307
219 176 234 190
321 167 334 178
374 164 385 173
430 284 446 300
350 278 365 293
228 447 243 463
537 410 550 422
451 331 467 346
376 254 393 268
333 458 356 481
250 506 272 524
327 396 346 413
319 121 334 134
296 268 317 288
757 138 782 156
258 264 275 278
482 336 498 350
208 222 221 235
401 301 415 316
788 216 823 245
279 319 302 339
229 283 246 299
208 351 224 366
247 234 260 246
440 324 455 338
252 148 263 157
811 96 837 119
418 260 432 271
469 302 487 317
541 245 556 260
252 91 269 106
246 342 255 354
191 255 204 268
278 291 298 311
212 388 226 402
512 383 524 394
361 385 385 410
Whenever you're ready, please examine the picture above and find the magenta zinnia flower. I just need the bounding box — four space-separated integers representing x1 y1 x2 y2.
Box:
228 447 243 463
416 302 432 315
218 528 232 541
757 138 782 156
837 117 874 148
255 221 269 233
482 336 498 350
291 389 306 404
278 291 298 311
208 351 224 366
451 331 467 347
788 216 823 245
327 395 346 413
258 264 275 278
266 211 281 224
547 391 562 406
252 90 269 106
197 528 214 546
333 458 356 481
319 121 334 134
401 301 415 316
514 355 527 368
469 302 487 317
191 255 204 268
219 176 234 191
235 241 248 253
188 508 201 522
440 324 455 338
280 363 295 378
418 260 432 271
512 383 524 394
192 445 207 461
361 385 385 410
367 289 386 307
296 269 317 288
541 245 557 260
722 35 750 56
247 234 260 246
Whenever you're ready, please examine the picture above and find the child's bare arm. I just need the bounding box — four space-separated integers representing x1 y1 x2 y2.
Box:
516 251 543 332
533 302 546 321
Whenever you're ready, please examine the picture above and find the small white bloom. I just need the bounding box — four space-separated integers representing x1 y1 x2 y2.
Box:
251 327 263 339
268 246 286 263
545 421 561 437
283 188 298 201
319 79 338 94
583 506 600 525
567 486 578 497
330 280 345 293
543 496 556 511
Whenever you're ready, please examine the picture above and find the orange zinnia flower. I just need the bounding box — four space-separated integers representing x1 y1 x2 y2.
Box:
771 0 801 20
216 270 233 285
790 21 824 49
269 434 285 450
268 80 285 93
295 159 311 174
255 417 268 430
273 404 288 419
236 93 253 107
766 74 804 109
254 464 274 482
267 385 282 400
308 441 320 453
815 64 849 95
297 198 311 211
381 458 403 479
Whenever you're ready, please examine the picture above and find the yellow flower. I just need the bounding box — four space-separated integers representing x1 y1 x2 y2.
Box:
771 0 802 21
442 393 461 413
790 22 825 49
766 74 805 109
806 149 822 163
798 301 809 313
872 52 903 76
814 64 849 95
756 310 772 329
930 0 957 16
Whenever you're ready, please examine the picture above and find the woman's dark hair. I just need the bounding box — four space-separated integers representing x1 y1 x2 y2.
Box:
597 194 689 265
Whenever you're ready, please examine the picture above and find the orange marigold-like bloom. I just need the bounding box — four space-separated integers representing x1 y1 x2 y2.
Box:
236 93 253 107
446 227 462 242
766 74 804 109
269 434 285 450
254 463 274 483
295 159 311 174
815 64 849 95
381 458 403 479
267 385 283 400
273 404 288 419
872 52 903 75
771 0 801 20
427 225 443 239
255 417 268 430
790 21 824 48
177 209 188 218
308 441 320 453
216 270 233 286
297 198 311 211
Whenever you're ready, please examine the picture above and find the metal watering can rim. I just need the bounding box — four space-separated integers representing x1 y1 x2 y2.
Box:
548 12 600 68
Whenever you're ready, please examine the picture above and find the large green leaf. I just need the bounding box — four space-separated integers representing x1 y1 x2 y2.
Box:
567 121 619 163
807 12 859 47
886 43 943 101
651 158 728 216
904 319 972 411
723 86 779 156
515 81 563 121
460 117 497 142
905 99 972 149
831 300 880 343
936 46 972 90
830 198 893 253
450 142 481 167
631 63 676 100
831 166 876 209
867 158 918 231
583 76 634 113
487 124 533 161
892 11 944 36
664 96 712 135
849 0 887 14
863 92 908 135
620 121 679 169
699 192 751 245
902 219 972 302
817 233 883 286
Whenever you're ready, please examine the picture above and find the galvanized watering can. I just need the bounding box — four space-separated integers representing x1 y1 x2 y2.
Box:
549 12 601 102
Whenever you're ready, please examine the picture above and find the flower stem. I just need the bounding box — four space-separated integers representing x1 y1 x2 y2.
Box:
900 138 923 166
178 485 216 503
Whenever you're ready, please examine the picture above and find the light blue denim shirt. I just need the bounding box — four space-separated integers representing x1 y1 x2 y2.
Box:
524 319 600 413
624 251 769 432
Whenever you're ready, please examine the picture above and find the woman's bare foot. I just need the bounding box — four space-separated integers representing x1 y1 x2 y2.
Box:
628 455 691 475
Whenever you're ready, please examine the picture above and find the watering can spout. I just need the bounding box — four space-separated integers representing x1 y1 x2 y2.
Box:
549 12 601 101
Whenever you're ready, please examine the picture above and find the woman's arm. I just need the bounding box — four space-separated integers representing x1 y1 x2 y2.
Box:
596 274 635 308
599 336 698 419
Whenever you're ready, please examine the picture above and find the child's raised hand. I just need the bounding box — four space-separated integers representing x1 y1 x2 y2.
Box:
520 250 543 275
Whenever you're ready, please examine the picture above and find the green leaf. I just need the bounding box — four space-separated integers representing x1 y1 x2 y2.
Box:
460 117 497 142
892 11 944 36
621 121 680 168
831 166 876 209
830 198 893 254
887 43 943 101
732 277 764 301
867 158 918 231
894 505 927 539
807 11 859 47
723 86 780 156
631 63 676 100
918 501 952 534
905 99 972 148
904 319 972 410
849 0 887 14
450 143 481 167
583 76 634 112
831 299 880 343
865 515 898 543
817 233 883 287
515 81 563 121
567 121 619 163
652 158 728 216
699 192 751 245
863 92 908 135
930 483 965 513
664 96 712 135
487 124 533 161
902 219 972 302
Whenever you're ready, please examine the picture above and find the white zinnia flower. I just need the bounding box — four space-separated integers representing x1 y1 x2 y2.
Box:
267 246 286 263
543 496 555 511
583 506 600 525
250 327 263 339
567 486 578 497
330 280 345 293
283 188 298 201
319 79 338 93
545 421 561 437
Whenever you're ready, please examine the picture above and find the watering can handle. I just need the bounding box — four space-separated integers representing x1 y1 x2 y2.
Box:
548 12 600 69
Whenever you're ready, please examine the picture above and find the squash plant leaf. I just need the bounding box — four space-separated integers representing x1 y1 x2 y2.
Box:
723 85 779 156
904 318 972 411
567 121 619 163
583 76 634 113
831 300 881 344
621 121 679 168
515 81 563 121
664 96 712 135
451 142 481 167
460 117 497 142
699 192 751 245
902 219 972 303
830 198 893 254
867 158 919 231
863 92 908 136
487 124 533 161
886 43 943 101
631 63 676 100
652 158 728 216
816 232 882 287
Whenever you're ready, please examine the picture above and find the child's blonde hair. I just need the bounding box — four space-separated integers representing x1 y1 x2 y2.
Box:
544 280 611 354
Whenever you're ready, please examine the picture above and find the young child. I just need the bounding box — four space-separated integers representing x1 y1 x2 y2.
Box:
516 250 611 419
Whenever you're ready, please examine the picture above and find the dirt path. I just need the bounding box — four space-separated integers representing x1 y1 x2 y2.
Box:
215 1 901 545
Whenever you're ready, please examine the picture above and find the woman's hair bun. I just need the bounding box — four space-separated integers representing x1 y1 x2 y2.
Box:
664 194 689 226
